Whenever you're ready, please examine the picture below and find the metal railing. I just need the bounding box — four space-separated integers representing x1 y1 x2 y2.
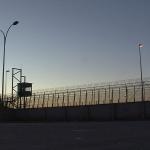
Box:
2 80 150 109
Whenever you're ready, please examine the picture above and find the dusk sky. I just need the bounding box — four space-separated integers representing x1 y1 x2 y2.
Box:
0 0 150 92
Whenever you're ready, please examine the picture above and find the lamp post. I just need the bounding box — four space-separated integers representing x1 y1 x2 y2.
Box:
5 70 10 98
138 43 144 101
0 21 19 103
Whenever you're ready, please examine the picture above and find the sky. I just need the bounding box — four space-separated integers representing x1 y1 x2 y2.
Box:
0 0 150 92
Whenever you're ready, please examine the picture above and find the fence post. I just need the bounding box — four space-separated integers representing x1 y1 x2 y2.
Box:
29 96 31 108
125 85 128 103
42 92 45 108
52 93 54 107
54 90 56 107
85 90 87 106
62 92 65 107
118 87 120 103
104 88 106 104
57 93 59 107
79 89 81 106
37 95 40 108
98 89 100 104
67 90 69 106
32 94 36 108
112 88 114 103
109 85 111 103
91 89 94 105
93 87 95 105
73 91 76 106
47 94 49 108
134 85 135 102
143 83 145 101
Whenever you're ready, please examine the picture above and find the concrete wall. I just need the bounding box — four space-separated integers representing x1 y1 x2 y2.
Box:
66 106 89 121
114 102 144 120
46 107 66 121
89 104 114 121
15 108 46 121
1 101 150 122
0 109 15 121
144 102 150 119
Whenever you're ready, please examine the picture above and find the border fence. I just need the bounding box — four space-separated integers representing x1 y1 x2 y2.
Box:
2 80 150 109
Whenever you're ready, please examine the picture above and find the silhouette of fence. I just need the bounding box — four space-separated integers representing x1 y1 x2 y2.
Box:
3 80 150 109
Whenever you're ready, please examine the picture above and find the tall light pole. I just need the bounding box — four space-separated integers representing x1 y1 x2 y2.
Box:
138 43 144 101
5 70 10 98
0 21 19 103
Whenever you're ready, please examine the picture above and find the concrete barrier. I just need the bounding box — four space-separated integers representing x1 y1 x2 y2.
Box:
0 109 15 121
89 104 114 121
144 101 150 119
46 107 66 121
15 108 46 121
66 106 89 121
115 102 144 120
0 101 150 122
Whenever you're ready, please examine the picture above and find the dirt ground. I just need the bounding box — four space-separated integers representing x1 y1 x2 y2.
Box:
0 121 149 150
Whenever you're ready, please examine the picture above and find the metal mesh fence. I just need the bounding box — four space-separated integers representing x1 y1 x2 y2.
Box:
3 81 150 109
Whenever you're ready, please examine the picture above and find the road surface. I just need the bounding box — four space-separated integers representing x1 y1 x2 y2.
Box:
0 121 150 150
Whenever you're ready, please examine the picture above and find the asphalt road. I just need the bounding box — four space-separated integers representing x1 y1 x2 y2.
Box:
0 121 150 150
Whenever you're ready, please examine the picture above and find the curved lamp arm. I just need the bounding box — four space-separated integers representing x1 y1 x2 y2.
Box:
6 21 19 39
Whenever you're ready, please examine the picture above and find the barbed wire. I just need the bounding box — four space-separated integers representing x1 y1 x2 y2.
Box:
32 77 150 94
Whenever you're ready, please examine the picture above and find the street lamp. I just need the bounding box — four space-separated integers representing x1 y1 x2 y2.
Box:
138 43 144 101
0 21 19 103
5 70 10 98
